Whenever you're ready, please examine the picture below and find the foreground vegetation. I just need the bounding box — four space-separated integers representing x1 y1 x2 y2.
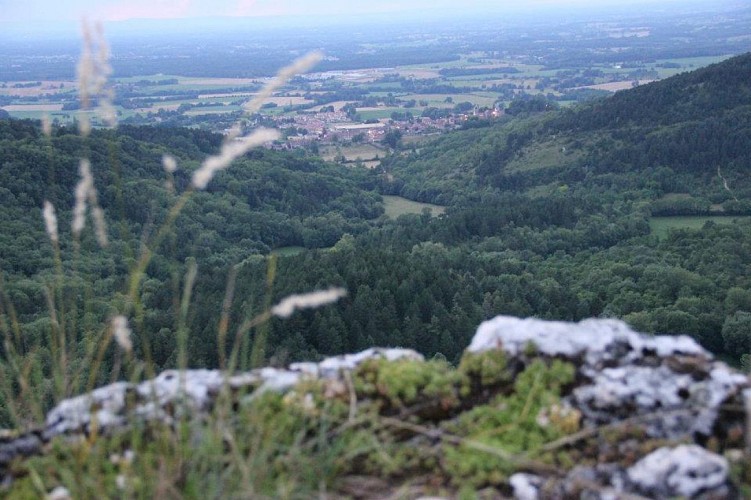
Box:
6 352 581 498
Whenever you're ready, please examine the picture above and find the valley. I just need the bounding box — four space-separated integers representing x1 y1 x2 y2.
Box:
2 1 751 496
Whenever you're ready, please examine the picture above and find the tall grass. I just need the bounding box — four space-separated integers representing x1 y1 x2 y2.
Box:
0 22 333 428
0 19 362 498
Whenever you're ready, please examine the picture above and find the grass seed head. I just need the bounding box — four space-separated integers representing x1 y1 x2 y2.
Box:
271 288 347 319
111 315 132 353
42 200 59 245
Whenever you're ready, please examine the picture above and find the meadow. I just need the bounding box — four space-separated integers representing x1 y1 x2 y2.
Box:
382 195 446 218
649 215 751 239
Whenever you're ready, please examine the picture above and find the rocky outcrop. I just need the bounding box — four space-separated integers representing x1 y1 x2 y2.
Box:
2 316 750 499
473 316 749 498
2 348 423 471
471 316 749 441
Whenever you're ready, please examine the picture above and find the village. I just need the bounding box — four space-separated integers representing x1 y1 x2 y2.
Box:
263 101 505 153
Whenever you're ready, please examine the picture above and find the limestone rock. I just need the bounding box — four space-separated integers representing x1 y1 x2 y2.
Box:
41 347 422 441
314 347 424 377
45 382 131 438
509 473 543 500
470 315 749 440
627 445 731 498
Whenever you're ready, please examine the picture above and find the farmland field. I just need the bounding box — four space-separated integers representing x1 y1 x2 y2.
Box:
2 104 64 111
383 195 446 218
320 143 384 162
357 108 402 120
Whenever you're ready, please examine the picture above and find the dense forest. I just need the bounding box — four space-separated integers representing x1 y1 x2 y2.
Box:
1 53 751 413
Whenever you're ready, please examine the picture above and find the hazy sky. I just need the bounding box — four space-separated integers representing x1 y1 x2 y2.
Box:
1 0 697 24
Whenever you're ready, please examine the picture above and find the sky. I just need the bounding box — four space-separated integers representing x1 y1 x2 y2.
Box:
0 0 736 39
0 0 700 24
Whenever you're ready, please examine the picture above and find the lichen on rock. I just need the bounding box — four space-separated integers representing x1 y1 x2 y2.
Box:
471 315 749 443
627 444 731 498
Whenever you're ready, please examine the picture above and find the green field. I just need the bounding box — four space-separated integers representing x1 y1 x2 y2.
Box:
321 143 385 162
271 246 306 257
383 195 446 218
1 50 736 136
505 137 583 173
649 215 751 239
3 110 49 120
184 105 239 115
401 92 499 108
357 108 403 120
648 55 734 78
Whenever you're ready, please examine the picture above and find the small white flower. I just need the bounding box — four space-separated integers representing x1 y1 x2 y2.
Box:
116 474 127 490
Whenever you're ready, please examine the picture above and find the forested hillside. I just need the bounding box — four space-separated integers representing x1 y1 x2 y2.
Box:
1 53 751 406
384 52 751 213
250 52 751 365
0 119 384 397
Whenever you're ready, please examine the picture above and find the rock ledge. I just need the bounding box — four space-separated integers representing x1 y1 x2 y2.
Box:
3 316 749 499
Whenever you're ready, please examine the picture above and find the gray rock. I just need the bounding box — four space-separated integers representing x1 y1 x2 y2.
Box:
557 464 628 499
627 445 730 498
0 432 43 464
316 347 424 377
45 382 131 437
470 315 748 440
469 316 706 365
510 472 542 500
41 347 423 440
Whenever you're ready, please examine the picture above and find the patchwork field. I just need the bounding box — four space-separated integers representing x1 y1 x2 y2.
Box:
0 48 739 138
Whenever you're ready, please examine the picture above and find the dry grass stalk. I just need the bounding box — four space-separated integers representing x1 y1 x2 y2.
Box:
191 52 321 190
111 316 132 354
192 128 280 189
71 159 108 246
42 201 59 245
41 114 52 137
271 288 347 318
77 20 115 135
72 159 93 236
241 52 323 118
162 155 178 173
91 206 108 247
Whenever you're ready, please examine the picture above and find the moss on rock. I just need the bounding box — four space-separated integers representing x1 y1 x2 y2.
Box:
442 359 576 488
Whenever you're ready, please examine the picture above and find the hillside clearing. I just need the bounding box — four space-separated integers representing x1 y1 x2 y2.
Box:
383 195 446 218
649 215 751 239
